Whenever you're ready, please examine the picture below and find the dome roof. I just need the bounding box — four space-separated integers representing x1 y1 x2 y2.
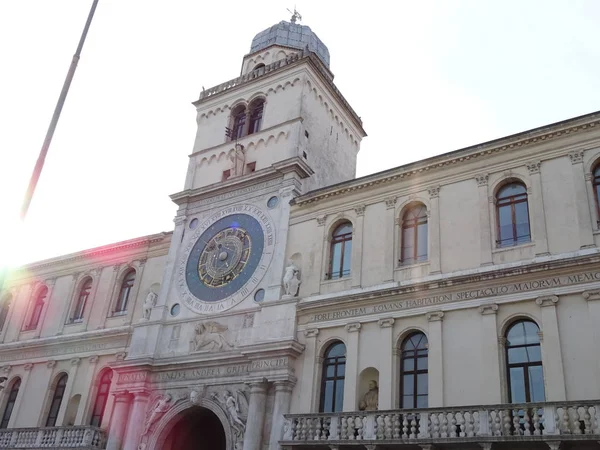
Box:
250 21 330 67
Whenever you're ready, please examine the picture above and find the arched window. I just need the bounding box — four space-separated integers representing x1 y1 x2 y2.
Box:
46 374 68 427
252 63 265 72
496 182 531 247
0 378 21 428
24 286 47 331
319 342 346 413
70 278 92 323
90 370 113 427
248 99 265 135
400 204 428 264
0 294 11 332
399 332 428 408
114 270 135 314
593 164 600 223
506 320 545 403
328 222 352 280
230 105 247 140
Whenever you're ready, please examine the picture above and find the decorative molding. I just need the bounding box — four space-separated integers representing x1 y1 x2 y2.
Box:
47 360 57 369
354 205 366 216
1 366 10 376
304 328 319 338
316 215 327 227
475 174 489 186
173 215 187 226
526 160 541 175
45 278 57 287
113 264 121 272
583 290 600 301
585 172 592 181
426 311 444 322
24 363 33 371
479 304 499 315
138 258 148 268
378 318 395 328
498 337 507 346
115 352 127 361
537 331 544 342
89 355 99 364
568 150 584 165
488 195 495 204
384 197 397 210
345 322 361 333
71 357 81 366
428 186 440 198
535 295 559 307
503 169 513 178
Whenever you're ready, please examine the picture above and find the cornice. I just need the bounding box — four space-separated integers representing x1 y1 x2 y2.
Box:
292 112 600 207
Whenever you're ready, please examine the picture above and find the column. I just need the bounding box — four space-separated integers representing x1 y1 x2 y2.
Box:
427 311 444 407
476 175 493 266
478 304 501 403
526 161 550 256
351 206 365 288
383 197 397 281
75 355 99 425
583 290 600 391
315 216 327 294
123 390 150 450
57 273 81 335
106 392 132 450
242 381 268 450
56 357 81 426
568 150 595 248
427 186 442 274
378 318 394 409
9 363 33 428
342 323 361 412
299 329 319 412
268 381 293 450
536 296 566 401
584 171 599 231
34 278 56 339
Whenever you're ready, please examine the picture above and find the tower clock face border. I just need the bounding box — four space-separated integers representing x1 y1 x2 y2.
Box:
177 204 275 314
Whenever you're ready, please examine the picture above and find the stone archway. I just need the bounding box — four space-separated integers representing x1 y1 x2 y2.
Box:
146 398 234 450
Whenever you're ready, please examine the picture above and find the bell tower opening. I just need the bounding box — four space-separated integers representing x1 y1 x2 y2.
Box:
163 406 226 450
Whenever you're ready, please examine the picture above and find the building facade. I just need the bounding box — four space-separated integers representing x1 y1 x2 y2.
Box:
3 18 600 450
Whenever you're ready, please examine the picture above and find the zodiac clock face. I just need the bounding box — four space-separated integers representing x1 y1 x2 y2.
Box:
177 204 275 314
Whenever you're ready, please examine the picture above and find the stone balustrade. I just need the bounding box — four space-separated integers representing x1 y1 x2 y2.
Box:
0 426 105 449
283 401 600 447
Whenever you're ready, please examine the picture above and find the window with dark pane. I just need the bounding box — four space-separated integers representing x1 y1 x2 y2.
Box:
328 222 352 280
496 183 531 247
506 320 545 403
46 374 68 427
26 287 48 330
400 332 428 409
401 205 428 264
0 378 20 428
71 279 92 323
0 294 11 332
90 370 113 427
248 99 264 135
231 105 247 140
319 342 346 413
114 270 136 314
594 164 600 222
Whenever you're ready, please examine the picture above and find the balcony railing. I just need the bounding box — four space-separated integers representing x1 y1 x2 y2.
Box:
283 401 600 446
0 426 106 449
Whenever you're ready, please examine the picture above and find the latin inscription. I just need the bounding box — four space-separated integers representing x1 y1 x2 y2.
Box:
0 342 117 362
309 271 600 323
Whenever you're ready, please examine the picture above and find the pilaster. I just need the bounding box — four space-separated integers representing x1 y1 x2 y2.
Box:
427 311 444 407
300 329 320 412
243 380 268 450
478 304 501 403
427 186 441 274
268 381 294 450
106 391 132 450
57 273 80 335
384 197 397 281
99 265 122 324
56 357 81 426
377 318 394 409
583 290 600 390
475 174 493 266
123 390 151 450
584 171 599 231
9 363 33 428
535 295 566 401
33 278 56 339
351 205 365 288
568 150 595 248
342 322 361 411
74 355 99 425
526 161 550 256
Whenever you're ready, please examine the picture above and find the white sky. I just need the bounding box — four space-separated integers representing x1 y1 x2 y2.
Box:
1 0 599 267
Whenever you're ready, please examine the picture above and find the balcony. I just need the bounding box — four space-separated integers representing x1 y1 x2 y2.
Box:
0 426 105 449
283 401 600 449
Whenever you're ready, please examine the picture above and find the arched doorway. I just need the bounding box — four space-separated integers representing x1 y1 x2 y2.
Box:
162 406 226 450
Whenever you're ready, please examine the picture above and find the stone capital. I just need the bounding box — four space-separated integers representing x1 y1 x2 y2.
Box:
345 322 361 333
354 205 366 216
378 318 395 328
535 295 559 307
173 215 187 226
384 197 397 209
47 360 57 369
248 380 269 394
71 357 81 367
316 215 327 227
304 328 319 338
23 363 33 371
427 311 444 322
113 264 121 272
273 380 294 392
428 185 440 198
479 303 499 315
113 391 132 402
115 351 127 361
568 150 584 165
89 355 99 364
1 366 11 375
526 160 541 175
583 290 600 301
475 174 489 186
131 390 152 402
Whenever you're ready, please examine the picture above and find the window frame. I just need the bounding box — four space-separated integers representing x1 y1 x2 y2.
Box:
230 104 247 141
0 294 11 333
248 99 265 135
89 370 113 427
24 286 48 331
45 373 68 427
399 332 429 409
113 270 136 315
593 164 600 226
400 204 429 265
319 342 346 413
70 278 92 324
327 222 353 280
495 182 531 248
0 378 21 429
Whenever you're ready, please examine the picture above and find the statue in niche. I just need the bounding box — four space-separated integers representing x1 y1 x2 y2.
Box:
211 389 248 438
142 290 157 320
282 262 301 297
228 145 246 178
358 380 379 411
143 393 173 435
193 321 233 352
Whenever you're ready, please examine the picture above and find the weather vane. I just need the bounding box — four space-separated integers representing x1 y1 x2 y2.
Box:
287 6 302 24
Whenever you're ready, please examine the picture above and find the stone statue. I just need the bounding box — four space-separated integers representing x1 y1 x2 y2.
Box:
282 418 293 440
143 394 172 435
228 145 246 178
211 389 248 437
358 380 379 411
190 389 200 405
193 321 233 352
282 262 301 297
142 291 157 320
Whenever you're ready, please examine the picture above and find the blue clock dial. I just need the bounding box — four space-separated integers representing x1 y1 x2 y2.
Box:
185 214 264 302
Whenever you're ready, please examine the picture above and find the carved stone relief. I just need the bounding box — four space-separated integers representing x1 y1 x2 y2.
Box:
282 262 301 298
210 386 249 450
191 321 234 352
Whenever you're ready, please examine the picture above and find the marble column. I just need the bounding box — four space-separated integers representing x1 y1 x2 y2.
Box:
268 381 293 450
478 304 501 403
583 290 600 392
243 381 268 450
56 357 81 426
299 329 319 412
351 205 365 288
427 186 442 274
74 355 99 425
377 318 395 409
9 363 33 428
568 150 595 248
476 174 493 266
383 197 397 281
536 295 566 401
106 392 132 450
342 323 361 412
427 311 444 407
526 161 549 256
123 390 150 450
